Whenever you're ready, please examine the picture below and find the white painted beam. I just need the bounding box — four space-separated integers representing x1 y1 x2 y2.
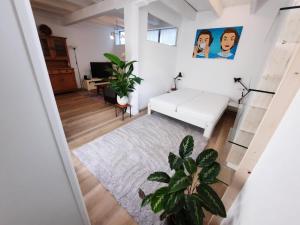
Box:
31 0 79 12
208 0 223 17
250 0 257 13
32 1 117 27
97 15 124 27
250 0 269 14
61 0 91 7
184 0 211 12
159 0 196 20
64 0 156 25
31 3 71 16
184 0 223 17
64 0 126 25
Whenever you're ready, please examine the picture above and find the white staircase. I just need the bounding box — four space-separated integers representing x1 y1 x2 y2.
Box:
226 10 300 170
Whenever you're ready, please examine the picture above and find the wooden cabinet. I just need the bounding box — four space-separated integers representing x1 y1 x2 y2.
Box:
39 35 77 94
49 68 77 94
40 37 51 58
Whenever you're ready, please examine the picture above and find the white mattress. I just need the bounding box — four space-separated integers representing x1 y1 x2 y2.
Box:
149 88 203 112
177 92 229 124
149 89 229 135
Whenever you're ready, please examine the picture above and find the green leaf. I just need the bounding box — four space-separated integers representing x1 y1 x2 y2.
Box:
131 75 143 84
141 194 153 207
185 194 204 225
125 60 137 69
184 157 197 174
150 187 169 213
135 77 143 84
168 153 183 171
104 53 142 97
147 172 170 183
169 170 192 193
127 64 134 76
164 192 184 213
197 183 226 217
196 149 218 167
104 53 122 66
179 135 194 158
199 162 220 184
120 61 125 68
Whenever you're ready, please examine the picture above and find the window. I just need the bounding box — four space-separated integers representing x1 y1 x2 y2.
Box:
147 28 177 46
147 30 159 42
147 13 178 46
115 30 125 45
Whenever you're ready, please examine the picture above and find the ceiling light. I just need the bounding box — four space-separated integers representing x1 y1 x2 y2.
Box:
110 32 115 40
110 18 120 40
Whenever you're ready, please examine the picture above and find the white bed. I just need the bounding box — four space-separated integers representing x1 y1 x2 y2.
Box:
148 88 229 138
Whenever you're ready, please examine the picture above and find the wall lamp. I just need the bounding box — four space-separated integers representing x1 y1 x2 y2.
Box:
234 77 275 104
172 72 183 91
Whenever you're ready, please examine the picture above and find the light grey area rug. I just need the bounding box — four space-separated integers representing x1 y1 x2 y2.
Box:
74 113 207 225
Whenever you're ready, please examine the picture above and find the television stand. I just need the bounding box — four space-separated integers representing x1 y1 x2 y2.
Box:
83 78 102 91
94 81 110 95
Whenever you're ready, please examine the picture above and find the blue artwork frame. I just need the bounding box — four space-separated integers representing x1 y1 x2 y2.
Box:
192 26 243 60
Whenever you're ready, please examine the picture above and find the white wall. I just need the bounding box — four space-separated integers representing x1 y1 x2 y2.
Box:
138 2 182 109
137 0 290 107
0 1 87 225
175 0 289 101
222 88 300 225
33 10 119 86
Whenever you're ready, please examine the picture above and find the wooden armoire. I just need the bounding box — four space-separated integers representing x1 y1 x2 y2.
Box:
39 35 77 94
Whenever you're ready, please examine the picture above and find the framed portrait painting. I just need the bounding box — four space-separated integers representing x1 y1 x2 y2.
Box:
192 26 243 60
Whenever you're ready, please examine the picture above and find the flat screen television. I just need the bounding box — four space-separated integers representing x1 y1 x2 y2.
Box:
90 62 112 79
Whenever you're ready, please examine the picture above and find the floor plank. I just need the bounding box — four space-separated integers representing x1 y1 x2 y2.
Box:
55 91 236 225
57 91 140 225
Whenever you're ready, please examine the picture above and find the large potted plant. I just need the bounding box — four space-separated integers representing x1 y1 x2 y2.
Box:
104 53 143 105
139 135 226 225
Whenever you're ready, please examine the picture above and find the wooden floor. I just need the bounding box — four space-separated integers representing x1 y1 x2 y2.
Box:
56 91 144 149
55 91 236 225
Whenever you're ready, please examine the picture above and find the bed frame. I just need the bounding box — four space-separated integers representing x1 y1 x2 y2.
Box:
148 89 229 139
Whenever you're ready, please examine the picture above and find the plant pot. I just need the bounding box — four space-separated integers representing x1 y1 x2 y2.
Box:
164 216 176 225
117 95 129 105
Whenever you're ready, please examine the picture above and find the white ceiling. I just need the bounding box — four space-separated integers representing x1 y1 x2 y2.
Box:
30 0 253 26
30 0 121 26
148 13 174 29
185 0 251 12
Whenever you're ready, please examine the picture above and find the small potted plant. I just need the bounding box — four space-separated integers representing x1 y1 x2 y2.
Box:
139 135 226 225
104 53 143 105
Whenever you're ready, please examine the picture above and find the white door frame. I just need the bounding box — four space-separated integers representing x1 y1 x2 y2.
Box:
12 1 91 225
